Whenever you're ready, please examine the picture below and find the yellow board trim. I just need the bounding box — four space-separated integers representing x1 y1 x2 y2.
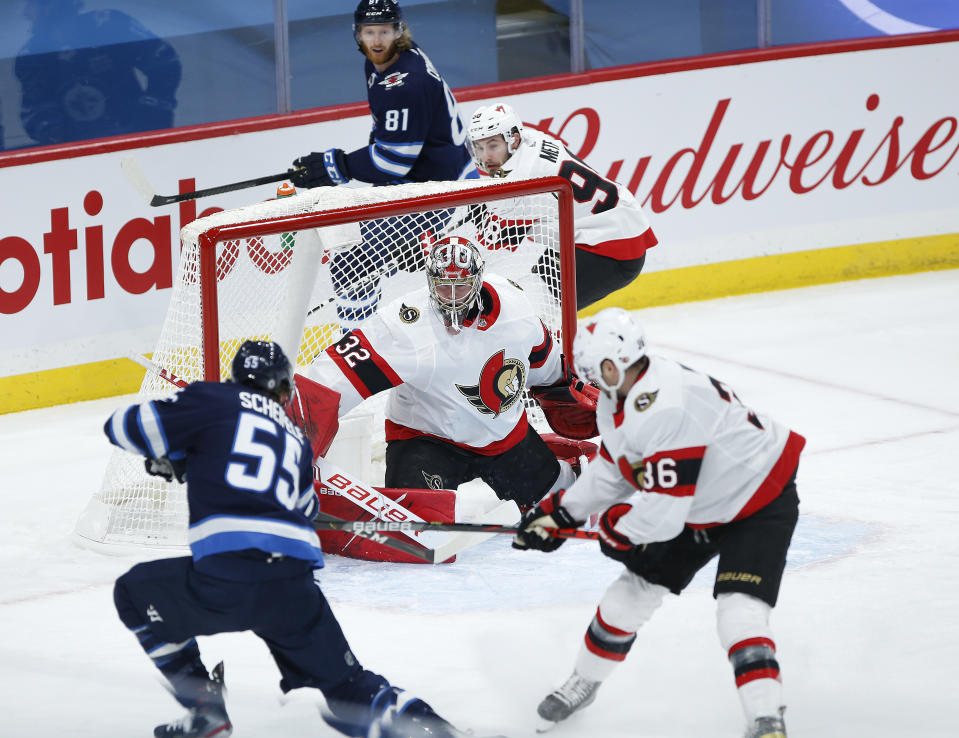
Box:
581 232 959 316
4 233 958 414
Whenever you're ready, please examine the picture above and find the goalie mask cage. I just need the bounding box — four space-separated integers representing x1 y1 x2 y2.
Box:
77 176 577 550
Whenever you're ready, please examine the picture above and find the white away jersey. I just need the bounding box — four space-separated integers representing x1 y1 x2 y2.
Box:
562 355 805 543
479 128 657 261
306 274 562 454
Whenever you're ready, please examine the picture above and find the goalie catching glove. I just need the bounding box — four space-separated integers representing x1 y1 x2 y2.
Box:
530 355 600 440
512 490 584 552
144 455 186 484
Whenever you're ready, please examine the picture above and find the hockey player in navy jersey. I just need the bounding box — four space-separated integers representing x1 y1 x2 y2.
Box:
291 0 473 189
304 235 599 511
291 0 477 328
513 308 803 738
108 340 486 738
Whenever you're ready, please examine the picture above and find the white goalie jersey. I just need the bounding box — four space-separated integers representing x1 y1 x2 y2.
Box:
477 127 657 261
561 355 805 543
305 274 563 454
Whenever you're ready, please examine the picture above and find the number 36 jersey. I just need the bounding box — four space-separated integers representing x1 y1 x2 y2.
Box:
104 382 321 565
480 127 657 262
561 355 806 544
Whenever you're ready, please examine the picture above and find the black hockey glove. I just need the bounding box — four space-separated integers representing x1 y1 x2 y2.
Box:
291 148 350 188
597 503 635 563
144 455 187 484
512 490 583 553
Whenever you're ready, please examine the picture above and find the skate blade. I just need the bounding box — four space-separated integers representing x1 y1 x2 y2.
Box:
535 718 559 733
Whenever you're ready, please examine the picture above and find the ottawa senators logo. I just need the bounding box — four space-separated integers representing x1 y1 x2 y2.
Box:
455 349 526 417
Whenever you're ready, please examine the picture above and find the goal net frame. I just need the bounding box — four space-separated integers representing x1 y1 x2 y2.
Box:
78 175 578 551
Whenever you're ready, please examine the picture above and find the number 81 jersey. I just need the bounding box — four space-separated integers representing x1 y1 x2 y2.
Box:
562 355 806 544
482 126 657 262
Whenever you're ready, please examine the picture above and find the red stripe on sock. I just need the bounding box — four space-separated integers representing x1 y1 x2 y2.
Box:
735 668 781 687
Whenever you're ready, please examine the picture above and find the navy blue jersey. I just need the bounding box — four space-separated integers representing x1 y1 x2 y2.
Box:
104 382 322 566
346 42 474 184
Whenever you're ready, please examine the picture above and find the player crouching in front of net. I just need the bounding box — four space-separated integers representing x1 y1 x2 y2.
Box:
513 308 805 738
302 234 600 514
106 340 496 738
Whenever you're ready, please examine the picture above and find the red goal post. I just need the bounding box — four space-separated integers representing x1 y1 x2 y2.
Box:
78 175 577 550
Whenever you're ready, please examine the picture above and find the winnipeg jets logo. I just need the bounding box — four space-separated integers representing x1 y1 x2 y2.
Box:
456 350 526 418
379 72 409 89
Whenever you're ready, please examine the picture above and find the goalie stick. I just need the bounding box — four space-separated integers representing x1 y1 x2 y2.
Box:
121 155 304 207
313 511 437 563
314 517 600 541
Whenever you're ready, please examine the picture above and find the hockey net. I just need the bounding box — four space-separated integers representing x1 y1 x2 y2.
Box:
76 176 576 549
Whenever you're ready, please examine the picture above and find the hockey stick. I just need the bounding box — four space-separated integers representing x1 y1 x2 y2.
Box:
127 353 189 388
313 510 436 563
314 517 600 541
121 155 302 207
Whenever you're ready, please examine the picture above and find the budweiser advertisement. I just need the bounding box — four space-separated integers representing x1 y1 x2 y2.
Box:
1 34 957 410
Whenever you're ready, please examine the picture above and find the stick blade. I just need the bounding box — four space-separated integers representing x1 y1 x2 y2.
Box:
120 155 156 205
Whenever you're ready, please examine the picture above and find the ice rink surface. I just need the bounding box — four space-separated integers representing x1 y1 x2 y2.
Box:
2 270 957 737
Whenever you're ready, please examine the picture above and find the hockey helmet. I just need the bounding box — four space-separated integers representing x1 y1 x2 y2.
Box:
467 103 524 171
354 0 404 32
573 307 647 393
426 236 486 331
229 340 295 402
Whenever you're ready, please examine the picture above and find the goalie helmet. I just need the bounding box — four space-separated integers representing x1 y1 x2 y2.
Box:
353 0 404 32
467 103 524 171
229 340 294 403
573 307 647 393
426 235 486 331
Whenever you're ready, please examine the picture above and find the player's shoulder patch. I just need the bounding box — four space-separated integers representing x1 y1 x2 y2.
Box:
399 302 420 324
378 71 409 90
633 389 658 412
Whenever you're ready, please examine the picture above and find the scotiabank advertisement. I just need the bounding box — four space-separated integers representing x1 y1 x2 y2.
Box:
2 35 958 409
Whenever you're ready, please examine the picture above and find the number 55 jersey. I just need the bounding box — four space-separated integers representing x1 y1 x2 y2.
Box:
560 355 806 544
104 382 322 566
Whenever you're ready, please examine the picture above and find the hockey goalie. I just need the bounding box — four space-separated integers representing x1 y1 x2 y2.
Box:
291 234 599 562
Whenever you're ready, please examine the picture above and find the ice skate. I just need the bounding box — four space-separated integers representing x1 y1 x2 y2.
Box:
155 661 232 738
536 672 600 725
744 708 786 738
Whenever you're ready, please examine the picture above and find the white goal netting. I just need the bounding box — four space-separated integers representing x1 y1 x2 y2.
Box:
77 176 576 549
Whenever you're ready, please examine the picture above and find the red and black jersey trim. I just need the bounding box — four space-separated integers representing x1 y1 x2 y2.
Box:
528 320 553 368
462 283 501 331
599 442 614 462
633 446 706 496
688 430 806 529
385 411 529 456
325 329 402 399
583 608 637 662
